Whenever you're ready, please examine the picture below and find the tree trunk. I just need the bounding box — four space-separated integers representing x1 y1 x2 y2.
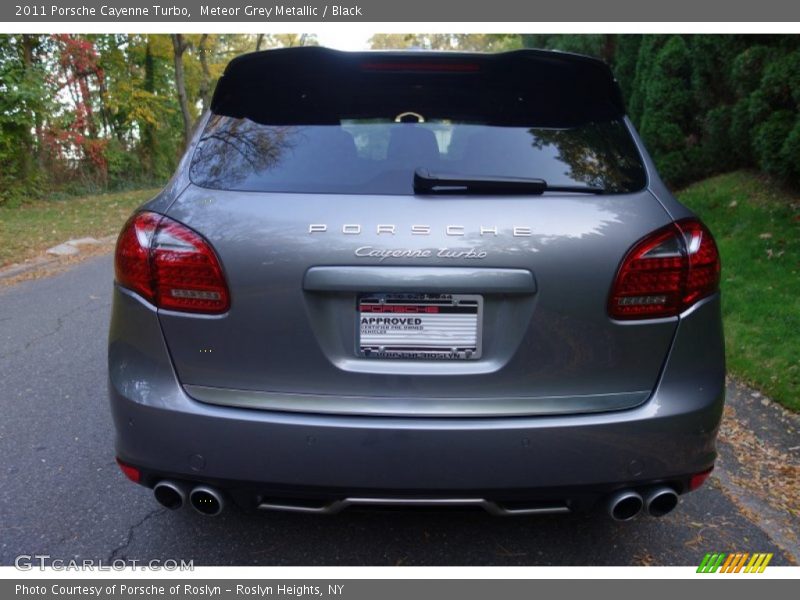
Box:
141 38 157 178
198 34 212 114
19 34 36 182
171 34 192 149
602 34 617 65
256 34 264 51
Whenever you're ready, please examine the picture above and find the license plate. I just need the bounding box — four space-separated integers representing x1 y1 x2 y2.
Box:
358 293 482 360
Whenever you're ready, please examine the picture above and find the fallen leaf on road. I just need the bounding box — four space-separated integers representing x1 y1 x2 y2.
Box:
720 404 800 519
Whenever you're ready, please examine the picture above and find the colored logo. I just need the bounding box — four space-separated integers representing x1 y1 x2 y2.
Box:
697 552 773 573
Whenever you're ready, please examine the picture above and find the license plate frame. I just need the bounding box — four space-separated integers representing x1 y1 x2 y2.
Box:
357 293 483 360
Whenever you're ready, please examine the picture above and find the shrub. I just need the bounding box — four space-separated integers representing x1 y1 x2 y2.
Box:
701 105 736 173
779 117 800 183
637 36 695 186
730 45 775 96
753 110 796 178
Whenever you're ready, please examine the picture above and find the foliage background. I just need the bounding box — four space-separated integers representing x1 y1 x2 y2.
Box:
1 33 798 203
0 33 308 206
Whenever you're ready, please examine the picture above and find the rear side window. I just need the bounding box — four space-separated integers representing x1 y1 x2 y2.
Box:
189 51 647 195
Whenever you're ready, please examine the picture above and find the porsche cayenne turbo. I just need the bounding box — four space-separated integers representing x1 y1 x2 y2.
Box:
109 47 724 520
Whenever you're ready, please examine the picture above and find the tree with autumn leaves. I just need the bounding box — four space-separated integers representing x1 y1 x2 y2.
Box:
0 33 283 206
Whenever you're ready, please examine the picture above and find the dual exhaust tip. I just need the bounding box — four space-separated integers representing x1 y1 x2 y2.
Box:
153 481 224 516
607 486 678 521
154 480 678 521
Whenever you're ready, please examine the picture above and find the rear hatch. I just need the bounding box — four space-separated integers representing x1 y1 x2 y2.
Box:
156 48 677 416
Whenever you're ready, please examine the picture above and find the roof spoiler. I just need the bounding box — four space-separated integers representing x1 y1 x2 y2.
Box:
211 46 626 126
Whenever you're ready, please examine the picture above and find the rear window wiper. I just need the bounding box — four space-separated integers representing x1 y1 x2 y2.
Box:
413 169 605 195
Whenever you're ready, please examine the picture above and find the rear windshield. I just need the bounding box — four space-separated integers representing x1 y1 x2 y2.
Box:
190 51 647 195
190 117 646 194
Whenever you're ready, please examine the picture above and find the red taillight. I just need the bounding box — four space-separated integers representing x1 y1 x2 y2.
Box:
114 212 160 301
114 211 230 314
609 218 720 320
689 466 714 491
116 457 141 483
679 219 722 307
150 218 230 314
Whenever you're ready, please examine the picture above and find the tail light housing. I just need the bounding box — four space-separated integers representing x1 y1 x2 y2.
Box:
609 217 720 320
114 211 230 314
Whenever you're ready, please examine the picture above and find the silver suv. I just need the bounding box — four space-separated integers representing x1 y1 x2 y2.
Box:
108 47 724 520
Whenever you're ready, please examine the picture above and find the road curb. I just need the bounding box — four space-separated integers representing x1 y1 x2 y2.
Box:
0 256 60 280
0 235 116 281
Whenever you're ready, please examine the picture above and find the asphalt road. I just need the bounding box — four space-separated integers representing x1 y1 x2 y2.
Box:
1 254 798 567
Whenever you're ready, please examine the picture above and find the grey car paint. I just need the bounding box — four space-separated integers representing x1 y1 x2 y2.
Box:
108 49 725 510
109 287 723 491
155 184 677 413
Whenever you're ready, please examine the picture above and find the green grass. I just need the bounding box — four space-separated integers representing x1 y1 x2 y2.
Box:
677 171 800 411
0 188 159 268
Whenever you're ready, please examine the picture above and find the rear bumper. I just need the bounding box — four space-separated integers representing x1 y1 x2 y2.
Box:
109 287 725 506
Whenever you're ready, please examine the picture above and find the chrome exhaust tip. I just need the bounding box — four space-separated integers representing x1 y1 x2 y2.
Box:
644 486 679 517
153 481 187 510
189 486 224 516
607 489 643 521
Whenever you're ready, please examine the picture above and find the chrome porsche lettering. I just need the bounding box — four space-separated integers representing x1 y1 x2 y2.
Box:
437 248 488 259
309 224 533 236
354 246 433 261
446 225 465 236
354 246 487 261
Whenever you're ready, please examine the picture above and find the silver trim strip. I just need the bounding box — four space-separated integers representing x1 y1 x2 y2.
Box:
257 497 571 516
184 384 650 417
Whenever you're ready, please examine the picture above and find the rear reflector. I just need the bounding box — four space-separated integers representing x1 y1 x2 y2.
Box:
689 467 714 491
114 211 230 314
608 218 720 320
116 458 141 484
